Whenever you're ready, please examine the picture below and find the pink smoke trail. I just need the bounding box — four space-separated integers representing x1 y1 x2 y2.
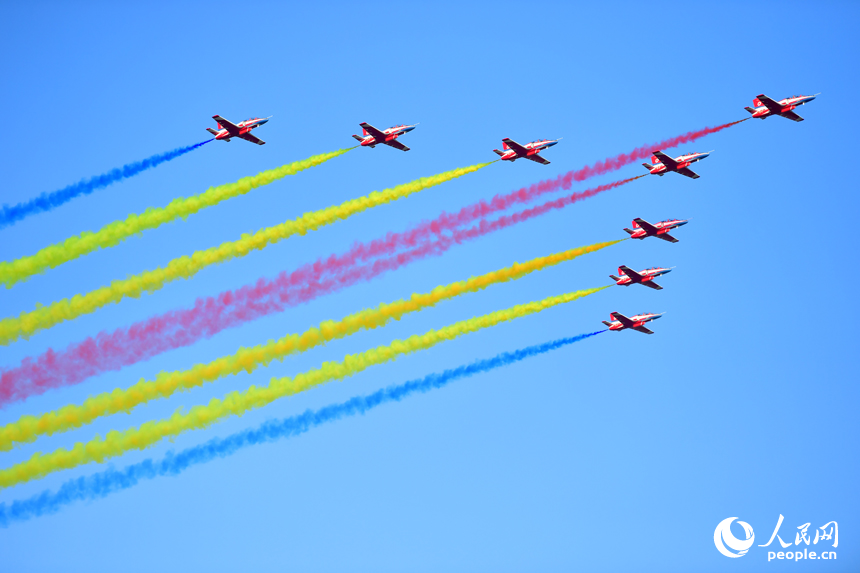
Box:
567 119 746 181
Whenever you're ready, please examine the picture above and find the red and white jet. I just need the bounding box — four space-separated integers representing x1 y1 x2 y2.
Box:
493 138 561 165
624 217 688 243
352 122 418 151
610 265 674 290
642 150 712 179
206 115 271 145
745 93 818 123
602 311 664 335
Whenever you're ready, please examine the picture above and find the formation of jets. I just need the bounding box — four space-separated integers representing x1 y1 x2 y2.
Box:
205 92 817 336
205 91 817 157
607 92 817 333
607 218 686 334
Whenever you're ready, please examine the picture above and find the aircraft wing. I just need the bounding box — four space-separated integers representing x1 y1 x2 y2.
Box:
238 132 266 146
676 167 700 179
780 110 804 122
618 265 643 281
383 139 410 152
525 153 550 165
652 151 679 169
642 281 663 290
502 138 530 157
656 232 678 243
609 312 634 328
633 325 654 334
756 94 784 114
212 115 240 135
632 218 659 235
359 122 387 141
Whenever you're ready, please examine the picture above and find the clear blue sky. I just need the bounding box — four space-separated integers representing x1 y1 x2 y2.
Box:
1 2 857 571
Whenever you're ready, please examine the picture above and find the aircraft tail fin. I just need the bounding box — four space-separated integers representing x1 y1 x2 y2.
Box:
623 228 635 236
492 149 505 157
642 162 654 171
744 106 756 114
351 134 364 143
502 141 510 150
206 128 219 136
753 97 764 107
609 274 620 282
602 321 612 327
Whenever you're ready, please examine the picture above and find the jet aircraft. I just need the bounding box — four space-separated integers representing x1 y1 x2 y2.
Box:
642 150 711 179
610 265 674 290
624 218 688 243
493 138 561 165
602 312 664 335
206 115 270 145
745 93 818 123
352 123 418 151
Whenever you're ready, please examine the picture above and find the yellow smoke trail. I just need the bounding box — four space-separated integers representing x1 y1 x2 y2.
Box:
0 285 607 489
0 149 354 290
0 240 620 451
0 163 491 346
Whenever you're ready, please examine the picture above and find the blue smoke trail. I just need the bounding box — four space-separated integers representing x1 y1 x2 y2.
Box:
0 140 212 229
0 331 603 527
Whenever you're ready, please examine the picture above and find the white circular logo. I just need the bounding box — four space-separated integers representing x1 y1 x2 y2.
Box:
714 517 755 558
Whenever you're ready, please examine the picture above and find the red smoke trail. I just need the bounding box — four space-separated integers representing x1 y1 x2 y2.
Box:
567 119 746 181
0 175 644 407
4 117 743 404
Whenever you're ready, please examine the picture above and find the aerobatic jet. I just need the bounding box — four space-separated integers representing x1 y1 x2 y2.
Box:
602 312 664 335
352 123 418 151
745 93 818 123
206 115 271 145
493 138 561 165
642 150 711 179
610 265 674 290
624 217 688 243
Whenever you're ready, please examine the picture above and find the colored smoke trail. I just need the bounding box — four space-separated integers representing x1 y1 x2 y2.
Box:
0 176 642 407
0 148 354 289
0 163 490 346
0 241 618 449
0 332 602 526
0 140 212 230
0 287 606 489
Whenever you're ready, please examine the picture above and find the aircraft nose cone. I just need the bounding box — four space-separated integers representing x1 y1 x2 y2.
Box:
405 125 417 132
663 268 673 274
548 140 559 147
677 220 689 227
